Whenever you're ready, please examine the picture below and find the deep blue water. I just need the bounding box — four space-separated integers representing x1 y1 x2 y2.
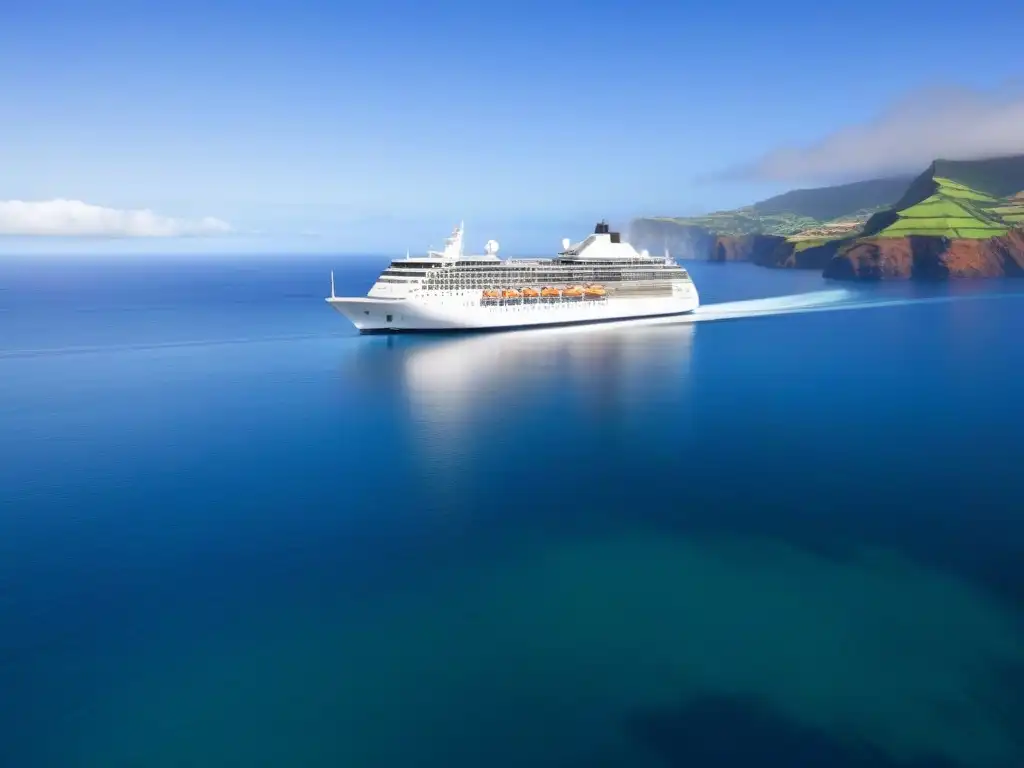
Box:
1 256 1023 768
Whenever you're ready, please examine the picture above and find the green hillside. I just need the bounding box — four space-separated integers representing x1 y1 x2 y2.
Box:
864 158 1024 239
931 156 1024 198
751 176 912 220
647 176 911 237
645 210 818 237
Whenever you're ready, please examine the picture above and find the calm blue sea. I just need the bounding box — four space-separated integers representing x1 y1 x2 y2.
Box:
1 255 1023 768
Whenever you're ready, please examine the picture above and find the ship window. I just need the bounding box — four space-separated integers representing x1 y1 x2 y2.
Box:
386 314 393 323
383 270 427 277
388 261 439 270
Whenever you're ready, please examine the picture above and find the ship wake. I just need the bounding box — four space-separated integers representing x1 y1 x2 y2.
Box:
688 287 1023 324
691 289 858 322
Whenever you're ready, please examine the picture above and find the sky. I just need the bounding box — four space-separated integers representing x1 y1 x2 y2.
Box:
1 0 1022 255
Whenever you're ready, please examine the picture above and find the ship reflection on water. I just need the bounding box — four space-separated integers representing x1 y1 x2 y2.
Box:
342 322 697 512
347 321 697 429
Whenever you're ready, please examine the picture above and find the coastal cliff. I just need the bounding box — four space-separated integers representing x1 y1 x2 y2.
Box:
710 235 844 270
824 230 1024 281
710 234 783 263
626 222 843 270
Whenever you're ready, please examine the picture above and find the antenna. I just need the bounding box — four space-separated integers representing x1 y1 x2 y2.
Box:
330 270 335 298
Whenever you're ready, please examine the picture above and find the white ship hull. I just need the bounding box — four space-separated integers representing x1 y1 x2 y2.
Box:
328 287 699 332
327 221 700 333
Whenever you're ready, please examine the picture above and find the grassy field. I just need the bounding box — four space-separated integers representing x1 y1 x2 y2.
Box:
933 177 1000 202
874 177 1016 239
790 238 832 252
990 200 1024 224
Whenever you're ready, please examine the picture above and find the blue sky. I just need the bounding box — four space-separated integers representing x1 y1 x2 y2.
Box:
1 0 1022 254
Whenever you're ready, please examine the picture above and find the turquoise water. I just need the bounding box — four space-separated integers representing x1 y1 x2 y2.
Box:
1 257 1022 767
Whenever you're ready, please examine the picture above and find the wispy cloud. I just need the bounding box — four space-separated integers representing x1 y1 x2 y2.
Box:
717 84 1024 183
0 199 232 237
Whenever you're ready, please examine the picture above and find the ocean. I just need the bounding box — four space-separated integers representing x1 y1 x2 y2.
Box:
1 255 1022 768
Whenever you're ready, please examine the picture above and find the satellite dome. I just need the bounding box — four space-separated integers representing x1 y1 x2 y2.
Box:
561 237 571 250
485 239 499 255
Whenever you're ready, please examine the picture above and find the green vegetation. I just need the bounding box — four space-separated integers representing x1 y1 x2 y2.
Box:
650 206 886 239
873 177 1017 239
791 238 832 252
750 176 912 220
646 176 910 238
933 177 999 202
648 210 819 237
990 197 1024 224
635 155 1024 253
931 156 1024 198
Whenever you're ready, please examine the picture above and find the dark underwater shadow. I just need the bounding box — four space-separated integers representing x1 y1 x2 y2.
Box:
703 499 1023 611
607 694 963 768
622 447 1024 612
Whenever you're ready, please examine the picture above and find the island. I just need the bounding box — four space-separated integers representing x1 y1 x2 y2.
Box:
629 155 1024 280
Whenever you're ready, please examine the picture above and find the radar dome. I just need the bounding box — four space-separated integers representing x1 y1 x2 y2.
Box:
561 237 571 250
485 239 499 255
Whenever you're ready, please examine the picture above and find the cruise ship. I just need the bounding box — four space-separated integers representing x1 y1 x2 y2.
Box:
326 221 699 332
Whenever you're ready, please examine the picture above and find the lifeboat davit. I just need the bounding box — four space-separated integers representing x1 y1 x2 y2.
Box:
521 287 539 298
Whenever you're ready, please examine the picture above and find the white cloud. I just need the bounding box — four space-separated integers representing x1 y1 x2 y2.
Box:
0 199 232 237
725 84 1024 183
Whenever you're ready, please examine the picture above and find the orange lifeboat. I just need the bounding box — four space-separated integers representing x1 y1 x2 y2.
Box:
482 289 500 299
502 289 521 299
561 286 583 298
584 284 606 298
521 287 539 298
540 287 560 298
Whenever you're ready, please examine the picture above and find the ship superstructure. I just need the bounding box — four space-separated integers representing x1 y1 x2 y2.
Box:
327 221 699 331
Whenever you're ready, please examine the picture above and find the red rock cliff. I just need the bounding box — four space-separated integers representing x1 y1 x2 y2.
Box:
711 235 792 265
824 230 1024 280
710 235 845 270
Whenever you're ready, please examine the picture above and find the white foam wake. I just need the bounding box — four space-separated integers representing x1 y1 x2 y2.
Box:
691 289 858 322
689 287 1024 325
